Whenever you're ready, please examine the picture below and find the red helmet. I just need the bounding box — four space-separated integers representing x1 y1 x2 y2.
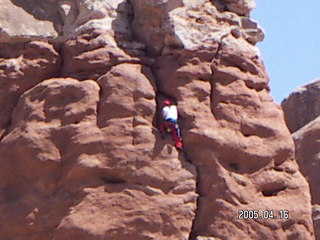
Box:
163 99 171 105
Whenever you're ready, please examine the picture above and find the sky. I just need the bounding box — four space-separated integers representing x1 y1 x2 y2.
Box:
251 0 320 103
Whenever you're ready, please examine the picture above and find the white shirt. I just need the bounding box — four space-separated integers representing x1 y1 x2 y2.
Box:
162 105 178 121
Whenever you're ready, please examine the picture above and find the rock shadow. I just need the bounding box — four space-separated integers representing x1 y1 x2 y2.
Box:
11 0 63 33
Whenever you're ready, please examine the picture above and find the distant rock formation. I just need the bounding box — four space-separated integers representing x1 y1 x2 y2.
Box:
282 79 320 133
282 80 320 239
0 0 314 239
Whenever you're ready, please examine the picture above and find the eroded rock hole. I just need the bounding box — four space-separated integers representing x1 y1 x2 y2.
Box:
229 163 239 171
262 186 287 197
100 177 126 184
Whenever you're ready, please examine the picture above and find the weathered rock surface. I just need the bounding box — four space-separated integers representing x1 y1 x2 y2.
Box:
0 0 61 41
0 0 315 240
282 79 320 133
313 205 320 239
292 115 320 239
0 77 197 239
220 0 256 16
0 40 60 138
293 117 320 202
282 80 320 239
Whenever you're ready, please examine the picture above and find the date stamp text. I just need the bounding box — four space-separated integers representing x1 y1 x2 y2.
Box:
237 210 289 220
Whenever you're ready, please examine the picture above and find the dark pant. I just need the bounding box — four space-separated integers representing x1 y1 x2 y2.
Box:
164 119 181 138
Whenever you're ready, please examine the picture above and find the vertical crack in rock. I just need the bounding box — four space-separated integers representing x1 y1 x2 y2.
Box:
0 116 12 141
188 165 201 240
188 34 230 240
96 84 103 128
209 34 228 119
125 1 200 239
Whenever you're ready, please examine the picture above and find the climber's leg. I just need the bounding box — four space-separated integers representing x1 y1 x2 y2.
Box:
175 123 181 138
171 125 183 150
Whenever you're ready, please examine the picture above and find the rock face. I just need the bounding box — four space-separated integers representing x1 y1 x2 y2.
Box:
282 81 320 239
281 79 320 133
0 0 61 41
0 1 315 240
293 117 320 239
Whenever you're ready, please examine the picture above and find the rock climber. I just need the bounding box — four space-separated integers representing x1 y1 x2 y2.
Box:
160 99 183 150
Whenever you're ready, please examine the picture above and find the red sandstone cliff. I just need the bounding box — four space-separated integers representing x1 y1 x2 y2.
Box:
0 0 315 239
